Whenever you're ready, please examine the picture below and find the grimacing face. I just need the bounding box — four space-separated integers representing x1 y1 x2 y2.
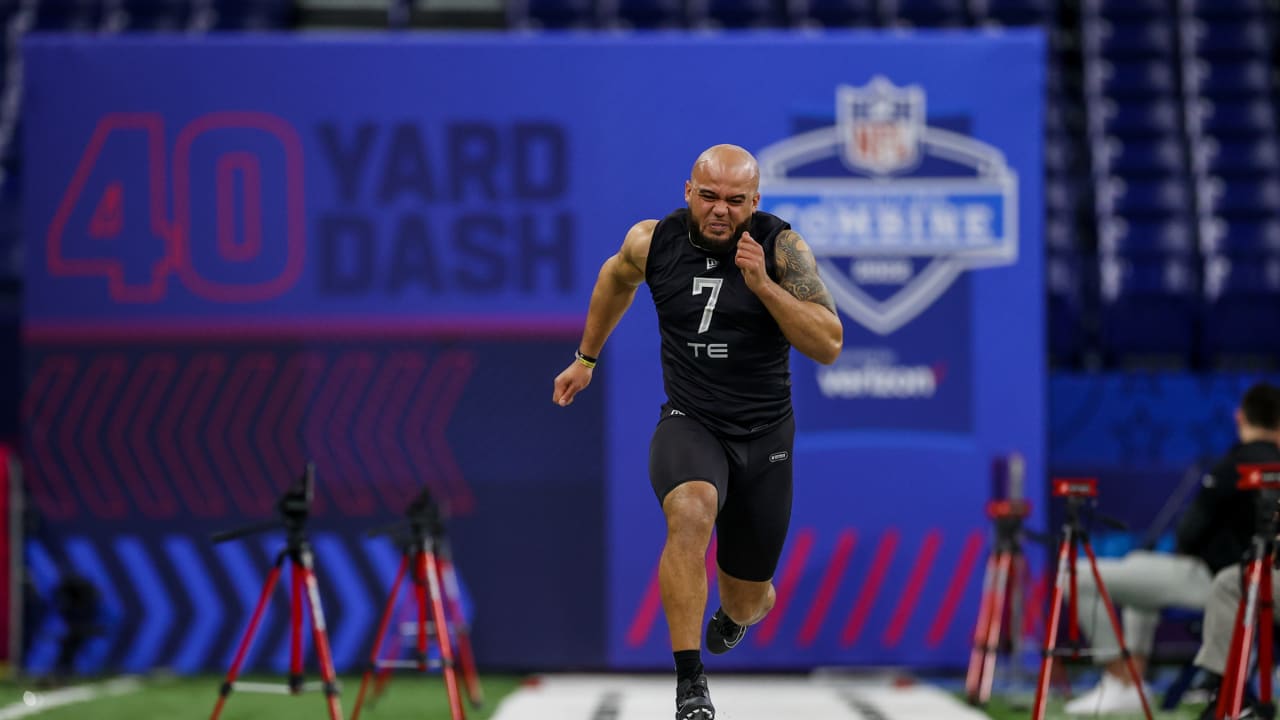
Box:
684 165 760 253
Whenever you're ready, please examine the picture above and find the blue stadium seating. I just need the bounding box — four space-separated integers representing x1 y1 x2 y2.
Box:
514 0 597 29
1191 98 1276 136
1182 19 1269 58
788 0 876 27
1184 58 1271 98
972 0 1052 26
1099 254 1200 361
1096 135 1186 177
1095 19 1175 58
1201 253 1280 359
116 0 193 31
604 0 687 28
1199 218 1280 255
692 0 784 28
33 0 102 30
1199 137 1280 177
881 0 967 26
1098 217 1196 256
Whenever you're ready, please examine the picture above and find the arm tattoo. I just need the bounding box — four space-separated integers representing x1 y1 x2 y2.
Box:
776 230 838 316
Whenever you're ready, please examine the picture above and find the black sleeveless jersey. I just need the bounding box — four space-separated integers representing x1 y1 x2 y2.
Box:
645 208 793 438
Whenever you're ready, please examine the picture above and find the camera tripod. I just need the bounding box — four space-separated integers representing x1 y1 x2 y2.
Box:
1031 477 1154 720
350 488 482 720
209 463 343 720
1213 462 1280 720
965 453 1031 706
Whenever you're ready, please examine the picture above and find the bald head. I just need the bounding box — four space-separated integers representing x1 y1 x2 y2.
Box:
691 144 760 190
684 144 762 253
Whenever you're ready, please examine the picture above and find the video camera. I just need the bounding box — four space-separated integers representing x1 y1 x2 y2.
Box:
1236 462 1280 536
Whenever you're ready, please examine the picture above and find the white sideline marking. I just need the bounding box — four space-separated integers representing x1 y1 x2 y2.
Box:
0 677 143 719
489 674 991 719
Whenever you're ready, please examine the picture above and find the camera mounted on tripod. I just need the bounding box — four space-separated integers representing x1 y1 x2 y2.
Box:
1236 462 1280 538
211 462 317 546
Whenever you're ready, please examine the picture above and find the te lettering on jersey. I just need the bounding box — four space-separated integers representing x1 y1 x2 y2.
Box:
687 342 729 358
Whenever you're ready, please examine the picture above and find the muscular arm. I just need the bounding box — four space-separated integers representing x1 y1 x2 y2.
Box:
552 220 653 406
747 229 843 365
578 220 653 357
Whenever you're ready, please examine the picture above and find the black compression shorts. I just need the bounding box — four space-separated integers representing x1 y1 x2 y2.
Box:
648 405 795 583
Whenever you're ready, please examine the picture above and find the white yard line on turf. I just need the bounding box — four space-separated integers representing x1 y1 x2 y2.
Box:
0 677 143 719
489 674 993 719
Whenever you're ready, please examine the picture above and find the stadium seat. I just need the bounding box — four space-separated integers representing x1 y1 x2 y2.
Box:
1198 136 1280 178
1096 135 1186 177
1098 97 1181 136
1048 252 1089 365
1183 58 1271 99
512 0 596 29
116 0 192 31
1092 59 1177 97
1099 254 1199 362
691 0 784 28
972 0 1052 27
1083 0 1167 19
1199 217 1280 255
1197 176 1280 218
603 0 687 28
1097 176 1193 218
788 0 875 28
1097 216 1196 256
33 0 102 30
1094 19 1176 58
880 0 966 27
1201 253 1280 360
1182 0 1270 18
1190 98 1276 136
208 0 294 29
1181 19 1269 58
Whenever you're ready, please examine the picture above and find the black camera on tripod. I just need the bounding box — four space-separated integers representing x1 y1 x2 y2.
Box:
1237 463 1280 540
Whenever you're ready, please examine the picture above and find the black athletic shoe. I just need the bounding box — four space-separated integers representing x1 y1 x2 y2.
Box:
675 673 715 720
704 608 746 655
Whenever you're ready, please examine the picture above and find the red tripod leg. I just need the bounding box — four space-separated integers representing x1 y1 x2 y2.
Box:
966 552 999 702
1032 536 1072 720
300 557 344 720
979 551 1013 705
423 550 467 720
351 553 410 720
1220 558 1263 720
1259 559 1274 713
290 562 305 693
211 561 284 720
1068 539 1080 651
441 557 484 708
1080 540 1154 720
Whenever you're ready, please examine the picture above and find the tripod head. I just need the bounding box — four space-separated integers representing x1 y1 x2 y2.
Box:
212 463 317 545
367 486 449 549
1237 463 1280 541
1051 477 1127 534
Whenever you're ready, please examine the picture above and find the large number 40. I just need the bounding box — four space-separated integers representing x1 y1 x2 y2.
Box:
46 112 306 303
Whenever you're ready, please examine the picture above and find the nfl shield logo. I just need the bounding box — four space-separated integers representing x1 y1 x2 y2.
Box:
838 76 925 175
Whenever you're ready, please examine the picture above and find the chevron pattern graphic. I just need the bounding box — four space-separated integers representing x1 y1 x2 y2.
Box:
24 531 473 675
24 346 477 521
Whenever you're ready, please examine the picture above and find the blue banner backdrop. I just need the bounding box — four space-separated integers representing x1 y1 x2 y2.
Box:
24 32 1044 672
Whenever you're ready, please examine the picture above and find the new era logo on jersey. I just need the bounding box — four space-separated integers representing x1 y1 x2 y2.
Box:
706 258 718 270
769 451 789 463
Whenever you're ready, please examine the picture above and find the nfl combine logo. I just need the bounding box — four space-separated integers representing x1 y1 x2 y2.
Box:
839 76 924 175
756 76 1019 335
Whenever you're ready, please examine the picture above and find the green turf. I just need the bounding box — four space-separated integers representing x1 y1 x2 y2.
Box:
0 674 524 720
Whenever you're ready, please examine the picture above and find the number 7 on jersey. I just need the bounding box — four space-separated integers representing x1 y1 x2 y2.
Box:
693 277 723 333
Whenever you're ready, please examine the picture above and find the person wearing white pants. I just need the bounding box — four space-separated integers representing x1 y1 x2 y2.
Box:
1066 383 1280 716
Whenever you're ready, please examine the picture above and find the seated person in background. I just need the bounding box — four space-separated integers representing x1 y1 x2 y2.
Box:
1065 382 1280 716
